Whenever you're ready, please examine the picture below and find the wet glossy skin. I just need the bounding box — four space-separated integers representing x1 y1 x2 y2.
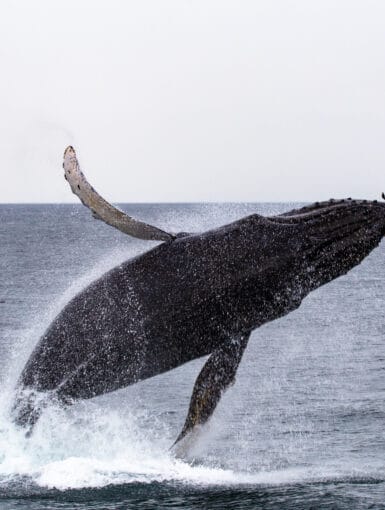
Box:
13 199 385 427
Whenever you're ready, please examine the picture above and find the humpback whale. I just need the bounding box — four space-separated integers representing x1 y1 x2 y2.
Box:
12 147 385 446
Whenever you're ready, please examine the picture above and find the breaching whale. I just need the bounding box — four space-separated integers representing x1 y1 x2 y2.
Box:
12 147 385 446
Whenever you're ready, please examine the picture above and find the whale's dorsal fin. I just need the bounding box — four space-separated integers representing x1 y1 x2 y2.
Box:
173 332 250 451
63 146 174 242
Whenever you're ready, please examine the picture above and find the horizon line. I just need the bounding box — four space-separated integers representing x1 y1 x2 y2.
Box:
0 200 306 206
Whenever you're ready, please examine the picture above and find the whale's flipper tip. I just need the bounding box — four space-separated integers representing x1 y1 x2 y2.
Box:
170 426 205 460
64 145 76 157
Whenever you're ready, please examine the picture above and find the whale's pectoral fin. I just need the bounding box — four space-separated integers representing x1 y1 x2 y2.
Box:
173 332 250 447
63 146 174 242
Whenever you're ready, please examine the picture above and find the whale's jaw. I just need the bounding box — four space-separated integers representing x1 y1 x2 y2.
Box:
270 199 385 292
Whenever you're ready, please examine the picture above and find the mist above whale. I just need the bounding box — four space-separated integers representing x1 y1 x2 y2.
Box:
12 147 385 446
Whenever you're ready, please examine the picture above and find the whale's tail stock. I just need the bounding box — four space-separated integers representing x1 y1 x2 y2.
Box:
11 388 46 434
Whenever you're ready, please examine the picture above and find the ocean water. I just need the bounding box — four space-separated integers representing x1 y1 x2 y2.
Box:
0 202 384 509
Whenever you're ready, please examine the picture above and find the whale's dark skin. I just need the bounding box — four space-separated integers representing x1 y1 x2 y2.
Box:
13 198 385 444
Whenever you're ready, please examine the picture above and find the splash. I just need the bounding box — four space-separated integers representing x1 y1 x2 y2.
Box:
0 383 383 492
1 393 384 491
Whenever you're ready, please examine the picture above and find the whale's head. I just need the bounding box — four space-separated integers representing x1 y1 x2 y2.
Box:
273 198 385 290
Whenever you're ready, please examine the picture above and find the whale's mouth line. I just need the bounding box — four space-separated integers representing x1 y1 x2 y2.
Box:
307 222 376 262
308 215 375 245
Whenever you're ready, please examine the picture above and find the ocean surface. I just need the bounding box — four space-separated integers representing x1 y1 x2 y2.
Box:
0 203 384 509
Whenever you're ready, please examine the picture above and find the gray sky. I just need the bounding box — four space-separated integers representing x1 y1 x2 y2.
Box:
1 0 385 203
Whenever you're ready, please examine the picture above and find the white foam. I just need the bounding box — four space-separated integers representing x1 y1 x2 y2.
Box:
0 389 382 491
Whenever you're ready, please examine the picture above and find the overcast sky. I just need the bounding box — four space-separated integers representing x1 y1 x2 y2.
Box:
1 0 385 203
